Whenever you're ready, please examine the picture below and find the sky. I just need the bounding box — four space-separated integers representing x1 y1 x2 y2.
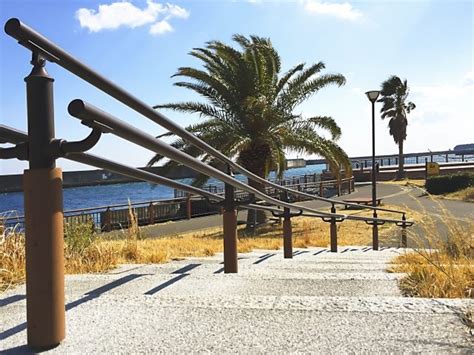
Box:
0 0 473 175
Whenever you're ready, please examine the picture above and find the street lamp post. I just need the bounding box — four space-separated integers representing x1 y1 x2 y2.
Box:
365 90 380 250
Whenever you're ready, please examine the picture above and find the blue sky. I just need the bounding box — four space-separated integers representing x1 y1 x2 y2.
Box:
1 0 473 174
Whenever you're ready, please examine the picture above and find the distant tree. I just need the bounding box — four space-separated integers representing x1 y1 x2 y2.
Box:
149 34 351 229
377 75 416 179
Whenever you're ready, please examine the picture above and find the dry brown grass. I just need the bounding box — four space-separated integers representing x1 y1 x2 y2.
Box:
383 179 426 188
389 198 473 298
0 223 26 292
442 186 474 202
0 204 416 292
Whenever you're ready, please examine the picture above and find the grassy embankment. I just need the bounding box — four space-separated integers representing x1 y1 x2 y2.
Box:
384 178 474 202
1 205 409 292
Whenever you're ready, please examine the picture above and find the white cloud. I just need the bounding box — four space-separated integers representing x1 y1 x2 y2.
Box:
304 0 362 21
407 75 473 146
150 20 173 35
75 1 189 35
464 70 474 86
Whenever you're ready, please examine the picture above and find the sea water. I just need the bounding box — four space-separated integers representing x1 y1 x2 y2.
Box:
0 165 325 215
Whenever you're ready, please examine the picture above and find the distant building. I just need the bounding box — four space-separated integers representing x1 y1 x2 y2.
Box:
285 159 306 169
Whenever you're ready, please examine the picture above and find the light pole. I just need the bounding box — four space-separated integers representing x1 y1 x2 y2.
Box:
365 90 380 250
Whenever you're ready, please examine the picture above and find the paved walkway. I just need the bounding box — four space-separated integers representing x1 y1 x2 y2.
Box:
139 183 473 239
1 247 472 353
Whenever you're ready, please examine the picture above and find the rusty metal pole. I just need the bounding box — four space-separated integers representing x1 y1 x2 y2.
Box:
223 167 237 273
23 52 65 349
330 204 338 252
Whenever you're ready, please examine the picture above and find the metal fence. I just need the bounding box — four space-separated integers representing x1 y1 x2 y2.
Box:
2 176 355 233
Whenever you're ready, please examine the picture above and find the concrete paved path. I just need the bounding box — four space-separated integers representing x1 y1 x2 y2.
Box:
1 247 472 353
135 183 473 239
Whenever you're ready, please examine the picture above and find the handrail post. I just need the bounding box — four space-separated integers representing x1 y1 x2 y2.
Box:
148 202 154 225
401 214 407 248
372 210 379 251
23 52 65 349
186 193 192 219
319 182 323 197
330 204 338 252
103 207 112 232
282 191 292 259
223 166 238 273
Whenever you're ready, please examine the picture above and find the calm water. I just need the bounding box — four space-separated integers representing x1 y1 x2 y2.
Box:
0 165 325 216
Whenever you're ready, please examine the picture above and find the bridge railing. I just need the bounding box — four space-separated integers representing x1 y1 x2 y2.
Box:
0 18 413 349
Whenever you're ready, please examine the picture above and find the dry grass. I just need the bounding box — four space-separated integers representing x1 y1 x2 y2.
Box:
442 186 474 202
389 198 473 298
0 203 416 292
0 223 26 292
383 179 426 188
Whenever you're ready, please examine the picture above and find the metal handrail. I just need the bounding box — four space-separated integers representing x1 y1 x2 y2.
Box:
68 101 414 224
4 18 407 217
66 100 340 218
0 125 413 226
0 125 297 219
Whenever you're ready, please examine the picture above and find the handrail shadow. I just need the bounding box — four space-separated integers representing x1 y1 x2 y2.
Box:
0 273 146 342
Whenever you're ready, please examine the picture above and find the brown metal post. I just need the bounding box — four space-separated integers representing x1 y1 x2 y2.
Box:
319 182 323 197
23 53 65 348
223 167 237 273
283 214 292 259
372 212 379 251
103 207 112 232
330 205 337 252
186 193 192 219
401 214 407 248
337 180 341 196
223 209 237 273
281 191 293 258
148 202 154 225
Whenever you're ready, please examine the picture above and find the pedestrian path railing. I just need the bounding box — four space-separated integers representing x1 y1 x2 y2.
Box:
1 196 220 232
0 18 413 349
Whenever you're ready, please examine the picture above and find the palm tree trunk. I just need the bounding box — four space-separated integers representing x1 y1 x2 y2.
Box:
397 140 405 180
239 143 271 232
246 178 268 232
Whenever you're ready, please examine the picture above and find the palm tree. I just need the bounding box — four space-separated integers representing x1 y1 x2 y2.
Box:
149 34 351 228
377 75 416 180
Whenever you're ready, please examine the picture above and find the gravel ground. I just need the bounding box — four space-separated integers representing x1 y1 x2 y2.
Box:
1 246 472 353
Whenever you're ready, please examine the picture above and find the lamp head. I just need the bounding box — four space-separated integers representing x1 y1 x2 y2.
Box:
365 90 380 103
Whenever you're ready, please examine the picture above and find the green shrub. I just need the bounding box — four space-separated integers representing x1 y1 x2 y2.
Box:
426 173 474 195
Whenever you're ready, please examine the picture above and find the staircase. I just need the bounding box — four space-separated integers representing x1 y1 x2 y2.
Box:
1 247 472 352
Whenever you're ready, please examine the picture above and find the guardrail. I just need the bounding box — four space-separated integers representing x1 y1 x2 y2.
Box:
0 18 413 349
